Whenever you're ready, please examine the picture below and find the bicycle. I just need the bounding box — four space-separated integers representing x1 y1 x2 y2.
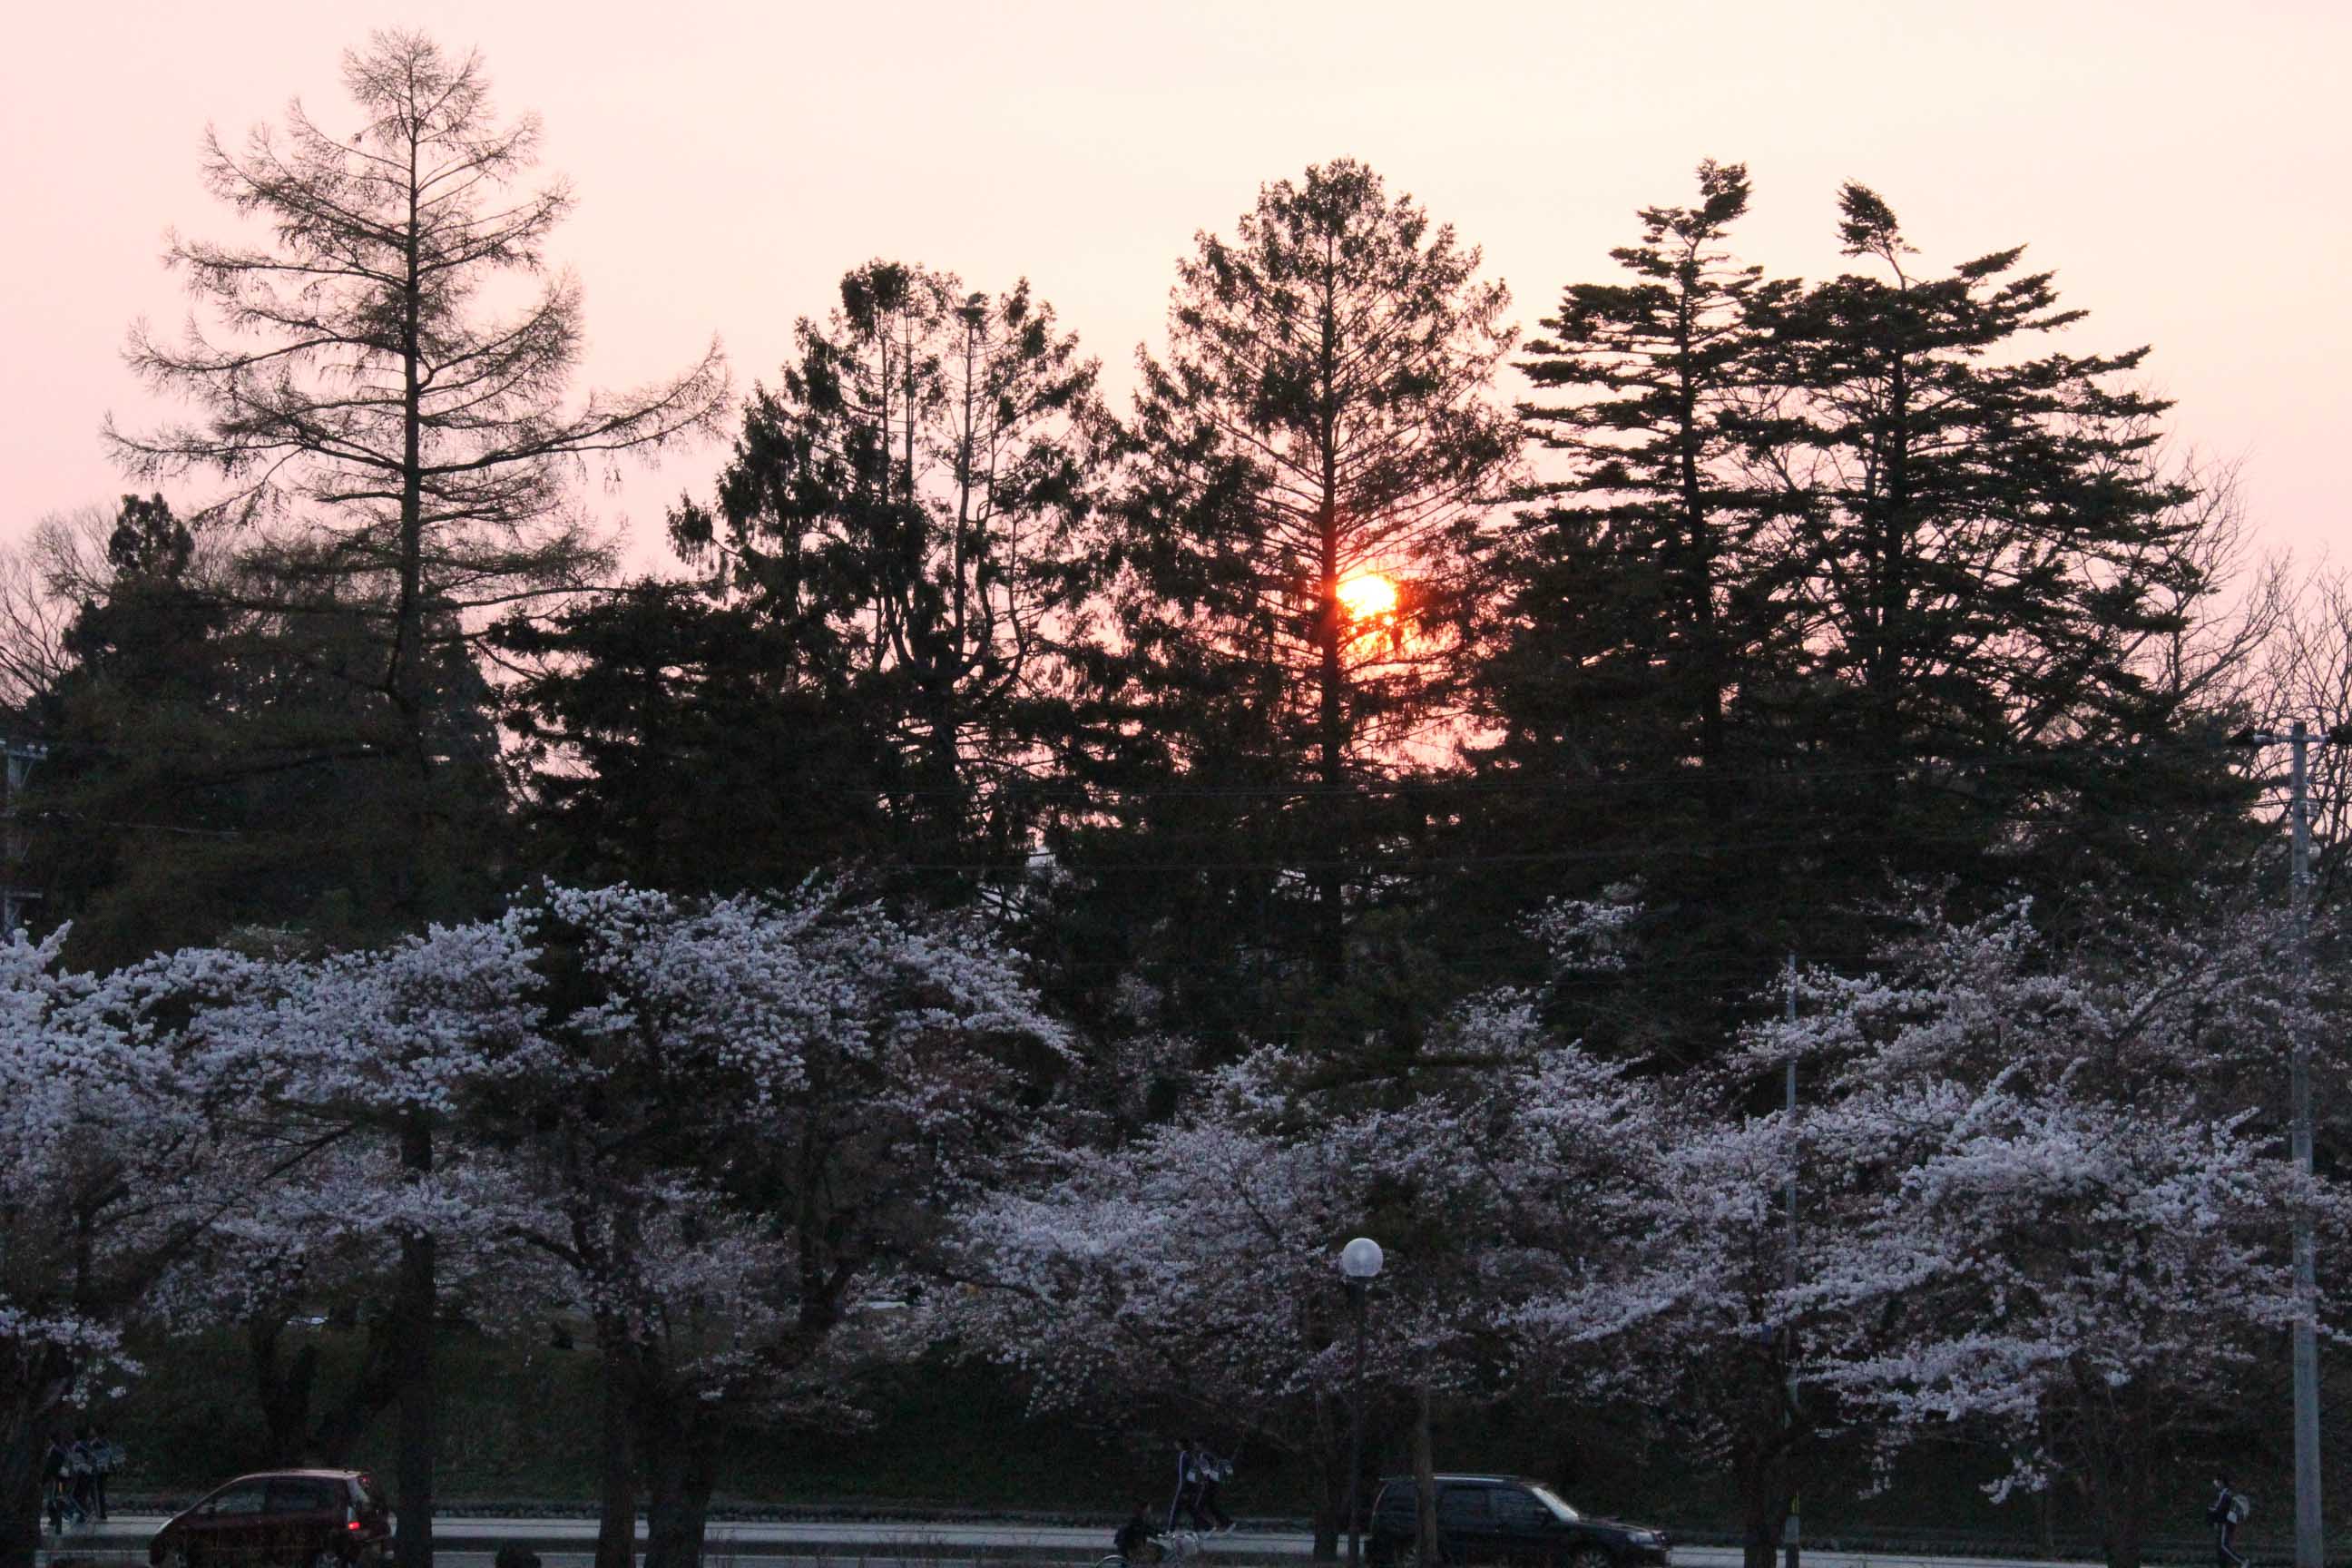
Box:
1098 1527 1215 1568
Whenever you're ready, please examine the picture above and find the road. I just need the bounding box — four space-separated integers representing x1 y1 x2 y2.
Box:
36 1514 2148 1568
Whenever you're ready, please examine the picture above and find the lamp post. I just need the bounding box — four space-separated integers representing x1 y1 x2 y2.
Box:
1341 1237 1383 1568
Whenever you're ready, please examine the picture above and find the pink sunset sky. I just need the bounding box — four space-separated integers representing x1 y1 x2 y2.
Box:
5 0 2346 571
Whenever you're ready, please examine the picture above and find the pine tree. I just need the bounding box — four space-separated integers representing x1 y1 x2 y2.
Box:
1090 160 1516 1007
26 496 507 971
671 260 1110 886
1765 183 2248 926
1473 174 2258 1063
493 582 887 892
1469 163 1809 1054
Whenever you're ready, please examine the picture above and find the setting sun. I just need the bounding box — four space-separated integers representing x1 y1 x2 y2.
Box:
1336 572 1398 621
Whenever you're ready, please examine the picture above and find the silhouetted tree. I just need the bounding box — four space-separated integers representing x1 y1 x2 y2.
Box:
1475 174 2259 1066
24 497 505 971
671 260 1109 888
107 34 727 1566
1468 162 1808 1054
1765 182 2250 925
1090 160 1516 1015
111 29 725 801
495 581 887 892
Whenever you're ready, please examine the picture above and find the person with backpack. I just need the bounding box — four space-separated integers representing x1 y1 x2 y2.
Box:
68 1430 97 1521
90 1426 120 1521
1168 1440 1199 1532
41 1433 74 1535
1192 1446 1235 1534
2207 1474 2250 1568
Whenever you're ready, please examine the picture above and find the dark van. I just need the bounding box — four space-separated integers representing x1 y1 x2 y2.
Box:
1369 1475 1670 1568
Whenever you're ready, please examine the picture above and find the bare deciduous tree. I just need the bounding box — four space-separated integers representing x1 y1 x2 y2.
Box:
111 29 728 774
107 34 729 1566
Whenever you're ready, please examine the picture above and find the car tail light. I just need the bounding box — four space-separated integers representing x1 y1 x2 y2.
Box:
349 1522 364 1533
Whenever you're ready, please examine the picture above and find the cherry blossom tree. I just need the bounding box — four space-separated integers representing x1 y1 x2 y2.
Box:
3 882 1067 1568
946 997 1615 1558
507 883 1071 1568
181 913 557 1557
1433 985 1828 1568
0 935 262 1568
1756 902 2345 1568
147 1130 554 1467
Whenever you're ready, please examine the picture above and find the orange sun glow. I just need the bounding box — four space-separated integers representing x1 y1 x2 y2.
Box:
1336 572 1398 621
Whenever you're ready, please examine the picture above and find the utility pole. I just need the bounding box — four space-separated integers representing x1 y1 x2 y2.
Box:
2289 722 2321 1568
2231 719 2340 1568
1783 953 1801 1568
2 740 44 931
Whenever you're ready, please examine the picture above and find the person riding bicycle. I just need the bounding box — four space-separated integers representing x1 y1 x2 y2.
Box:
1116 1506 1165 1565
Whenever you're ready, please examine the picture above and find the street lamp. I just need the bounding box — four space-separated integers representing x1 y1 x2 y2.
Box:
1341 1237 1383 1568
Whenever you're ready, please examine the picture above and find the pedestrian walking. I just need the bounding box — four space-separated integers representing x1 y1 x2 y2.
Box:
1193 1446 1235 1534
2207 1474 2250 1568
69 1429 97 1521
92 1426 120 1520
1168 1439 1200 1533
41 1434 72 1535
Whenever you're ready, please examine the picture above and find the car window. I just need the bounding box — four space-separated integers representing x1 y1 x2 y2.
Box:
1529 1485 1582 1523
268 1479 339 1514
356 1474 387 1512
1437 1487 1492 1527
207 1484 269 1516
1494 1488 1549 1528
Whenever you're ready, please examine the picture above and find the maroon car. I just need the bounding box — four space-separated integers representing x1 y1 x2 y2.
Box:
149 1470 390 1568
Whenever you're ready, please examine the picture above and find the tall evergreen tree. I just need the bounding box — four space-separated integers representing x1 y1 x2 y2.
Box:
494 582 887 893
671 260 1110 887
1765 183 2249 926
1469 162 1808 1054
1475 174 2258 1063
25 496 507 972
1084 160 1516 1021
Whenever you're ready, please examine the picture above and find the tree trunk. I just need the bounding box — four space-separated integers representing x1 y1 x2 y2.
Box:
639 1391 720 1568
926 703 965 875
311 1322 400 1468
2102 1499 2143 1568
1412 1385 1439 1567
1735 1441 1791 1568
1312 275 1348 992
0 1384 52 1568
248 1314 320 1465
1309 1431 1341 1562
0 1347 76 1568
2091 1434 2150 1568
1314 579 1348 988
393 1111 437 1568
594 1329 638 1568
1312 1485 1341 1560
2072 1378 2153 1568
1732 1358 1799 1568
